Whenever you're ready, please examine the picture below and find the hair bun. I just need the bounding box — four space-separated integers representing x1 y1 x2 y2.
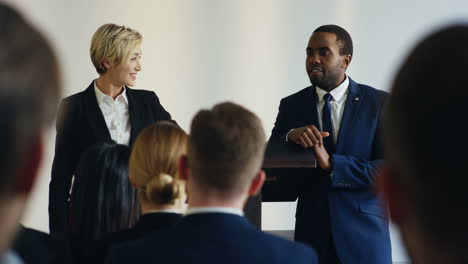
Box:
145 173 180 205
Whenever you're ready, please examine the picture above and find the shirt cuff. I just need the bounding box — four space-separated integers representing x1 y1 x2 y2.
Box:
285 129 294 142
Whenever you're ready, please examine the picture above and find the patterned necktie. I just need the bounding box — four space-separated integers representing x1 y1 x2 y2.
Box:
322 93 335 153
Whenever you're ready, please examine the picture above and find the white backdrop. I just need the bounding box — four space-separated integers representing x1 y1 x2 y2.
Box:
8 0 468 262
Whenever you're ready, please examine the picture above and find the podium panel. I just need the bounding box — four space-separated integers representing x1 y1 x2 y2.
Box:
245 139 317 228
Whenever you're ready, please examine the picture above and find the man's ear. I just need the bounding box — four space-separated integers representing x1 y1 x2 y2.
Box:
342 54 352 70
248 170 265 196
377 166 404 224
15 136 43 195
178 154 189 181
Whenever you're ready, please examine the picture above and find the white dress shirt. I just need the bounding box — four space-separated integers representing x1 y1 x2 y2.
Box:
315 76 349 144
94 81 131 146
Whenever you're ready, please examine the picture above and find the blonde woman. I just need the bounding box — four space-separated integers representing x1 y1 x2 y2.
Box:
91 121 187 263
49 24 174 234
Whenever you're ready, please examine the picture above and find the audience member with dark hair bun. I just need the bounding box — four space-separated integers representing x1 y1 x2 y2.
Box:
66 141 139 264
94 121 187 263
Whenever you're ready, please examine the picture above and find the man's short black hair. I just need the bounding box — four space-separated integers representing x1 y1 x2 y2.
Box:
313 24 353 56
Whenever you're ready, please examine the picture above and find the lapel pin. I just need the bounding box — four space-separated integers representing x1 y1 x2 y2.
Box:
354 97 359 101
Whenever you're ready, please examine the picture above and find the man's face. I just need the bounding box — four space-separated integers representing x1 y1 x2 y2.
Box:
305 32 351 91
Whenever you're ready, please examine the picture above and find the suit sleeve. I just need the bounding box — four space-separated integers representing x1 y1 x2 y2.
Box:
49 99 80 233
264 99 301 201
150 92 174 123
330 101 384 189
271 99 290 140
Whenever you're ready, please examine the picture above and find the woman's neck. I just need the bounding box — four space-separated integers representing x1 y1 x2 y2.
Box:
140 197 186 215
96 75 124 100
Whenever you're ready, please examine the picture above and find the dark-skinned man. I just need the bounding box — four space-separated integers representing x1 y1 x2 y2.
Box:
270 24 391 264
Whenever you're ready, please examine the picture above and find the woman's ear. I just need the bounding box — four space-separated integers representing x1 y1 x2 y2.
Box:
103 59 112 70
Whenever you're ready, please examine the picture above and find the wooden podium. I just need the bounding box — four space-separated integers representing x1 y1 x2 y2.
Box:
243 138 316 229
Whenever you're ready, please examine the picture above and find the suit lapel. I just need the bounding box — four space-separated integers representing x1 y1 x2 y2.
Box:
303 86 320 127
126 87 143 146
83 82 112 142
336 78 362 152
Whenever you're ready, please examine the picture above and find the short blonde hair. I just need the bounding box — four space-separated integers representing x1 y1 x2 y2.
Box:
130 121 187 205
90 23 142 74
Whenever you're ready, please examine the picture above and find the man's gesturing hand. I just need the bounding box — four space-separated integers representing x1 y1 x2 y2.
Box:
288 125 332 170
288 125 330 148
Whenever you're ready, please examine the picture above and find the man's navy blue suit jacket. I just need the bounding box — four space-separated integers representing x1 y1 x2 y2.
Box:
270 77 392 264
108 213 318 264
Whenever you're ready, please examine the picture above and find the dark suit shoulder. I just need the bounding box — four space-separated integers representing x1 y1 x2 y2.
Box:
281 86 313 103
55 90 88 129
62 89 87 101
355 82 388 97
353 83 388 109
97 228 133 247
126 87 157 99
253 229 318 262
108 230 158 261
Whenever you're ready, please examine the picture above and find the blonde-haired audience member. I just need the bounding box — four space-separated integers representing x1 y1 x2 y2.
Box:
129 121 187 211
94 121 187 264
49 23 174 234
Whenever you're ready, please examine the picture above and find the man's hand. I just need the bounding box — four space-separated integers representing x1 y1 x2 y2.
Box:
288 125 332 170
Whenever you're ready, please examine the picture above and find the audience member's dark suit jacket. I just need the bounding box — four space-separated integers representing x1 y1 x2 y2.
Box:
108 213 318 264
89 213 182 264
49 81 173 234
270 78 392 264
12 226 65 264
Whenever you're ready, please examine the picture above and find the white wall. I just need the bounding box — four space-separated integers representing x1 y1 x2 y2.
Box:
9 0 468 262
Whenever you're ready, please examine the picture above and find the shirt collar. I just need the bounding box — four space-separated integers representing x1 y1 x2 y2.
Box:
316 75 349 103
144 208 182 214
186 206 244 216
94 80 128 105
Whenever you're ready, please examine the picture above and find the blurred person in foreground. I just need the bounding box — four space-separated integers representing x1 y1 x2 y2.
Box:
379 25 468 264
0 2 60 263
108 102 318 264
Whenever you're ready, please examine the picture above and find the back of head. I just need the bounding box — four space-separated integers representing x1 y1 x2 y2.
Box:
130 121 188 206
90 23 142 75
68 142 138 241
188 102 266 198
0 2 60 197
385 25 468 256
313 24 353 56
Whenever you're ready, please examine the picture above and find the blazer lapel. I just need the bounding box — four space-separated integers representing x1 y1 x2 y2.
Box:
83 82 112 142
126 87 143 146
336 78 362 153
